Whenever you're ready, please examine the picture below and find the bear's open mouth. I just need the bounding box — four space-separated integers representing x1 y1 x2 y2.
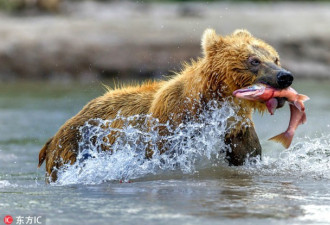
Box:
233 83 290 110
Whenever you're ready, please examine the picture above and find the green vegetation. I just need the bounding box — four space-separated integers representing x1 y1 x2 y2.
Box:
0 0 59 13
0 0 329 13
146 0 330 1
0 0 23 12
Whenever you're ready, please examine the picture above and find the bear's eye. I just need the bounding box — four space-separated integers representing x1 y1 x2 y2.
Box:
250 58 261 66
274 57 279 65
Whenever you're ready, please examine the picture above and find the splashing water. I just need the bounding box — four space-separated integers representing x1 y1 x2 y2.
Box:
243 134 330 180
55 99 241 185
54 96 330 185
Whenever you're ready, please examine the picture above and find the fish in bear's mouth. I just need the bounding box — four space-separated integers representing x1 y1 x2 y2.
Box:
233 83 310 148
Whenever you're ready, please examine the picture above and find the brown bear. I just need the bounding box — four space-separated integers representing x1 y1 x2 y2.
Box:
38 29 293 182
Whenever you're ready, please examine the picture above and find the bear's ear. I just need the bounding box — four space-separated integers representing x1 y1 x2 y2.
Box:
201 28 223 57
232 29 252 38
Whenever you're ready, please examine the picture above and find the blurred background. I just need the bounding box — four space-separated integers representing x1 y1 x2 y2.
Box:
0 0 329 83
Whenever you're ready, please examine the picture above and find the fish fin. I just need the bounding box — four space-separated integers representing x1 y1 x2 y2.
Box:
302 112 307 124
293 101 303 111
269 132 293 149
293 94 309 111
297 94 310 102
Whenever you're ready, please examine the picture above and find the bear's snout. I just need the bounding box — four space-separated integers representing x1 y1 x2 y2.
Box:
277 70 293 89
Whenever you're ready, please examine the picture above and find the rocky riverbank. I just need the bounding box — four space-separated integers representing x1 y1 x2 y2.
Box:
0 1 329 81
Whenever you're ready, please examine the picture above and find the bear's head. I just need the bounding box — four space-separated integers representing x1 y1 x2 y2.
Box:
201 29 293 97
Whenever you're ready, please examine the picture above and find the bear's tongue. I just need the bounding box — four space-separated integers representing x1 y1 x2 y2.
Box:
266 98 278 115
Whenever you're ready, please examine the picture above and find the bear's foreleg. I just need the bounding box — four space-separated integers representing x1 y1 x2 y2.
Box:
225 126 262 166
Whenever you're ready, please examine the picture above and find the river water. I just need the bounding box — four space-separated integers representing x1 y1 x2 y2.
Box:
0 80 329 225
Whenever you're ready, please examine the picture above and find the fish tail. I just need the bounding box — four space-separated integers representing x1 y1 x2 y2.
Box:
269 132 293 149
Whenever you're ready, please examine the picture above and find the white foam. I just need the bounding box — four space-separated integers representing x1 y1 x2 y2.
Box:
0 180 12 188
243 133 330 179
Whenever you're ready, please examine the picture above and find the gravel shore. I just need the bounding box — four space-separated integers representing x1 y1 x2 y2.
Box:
0 1 329 81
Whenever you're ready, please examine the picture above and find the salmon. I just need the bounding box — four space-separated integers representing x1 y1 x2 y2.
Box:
233 83 310 148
